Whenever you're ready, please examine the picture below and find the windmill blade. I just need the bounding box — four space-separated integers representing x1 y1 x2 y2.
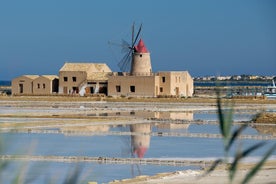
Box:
118 50 132 72
131 24 142 49
121 39 131 53
120 23 142 72
107 40 122 47
112 23 143 72
108 40 129 50
121 53 132 72
132 22 135 46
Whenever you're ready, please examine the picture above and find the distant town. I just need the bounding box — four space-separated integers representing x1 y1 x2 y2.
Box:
194 75 275 82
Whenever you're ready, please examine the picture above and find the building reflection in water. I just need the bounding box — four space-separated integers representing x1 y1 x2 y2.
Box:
156 123 190 130
130 123 151 158
61 125 110 133
61 111 193 159
125 111 194 158
125 111 193 121
129 117 192 159
155 111 193 120
88 110 194 121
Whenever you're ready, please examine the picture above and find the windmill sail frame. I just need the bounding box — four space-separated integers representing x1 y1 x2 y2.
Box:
117 23 143 72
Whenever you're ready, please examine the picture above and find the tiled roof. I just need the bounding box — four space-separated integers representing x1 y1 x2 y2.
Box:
41 75 59 80
87 72 111 80
59 62 112 73
23 75 40 79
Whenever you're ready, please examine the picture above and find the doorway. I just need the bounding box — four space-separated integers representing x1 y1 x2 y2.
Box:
19 84 23 93
175 87 179 96
63 87 68 94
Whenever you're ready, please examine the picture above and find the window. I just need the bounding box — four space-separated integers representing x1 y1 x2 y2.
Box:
116 85 121 92
130 86 135 93
37 84 40 89
162 77 166 83
19 84 23 93
43 83 46 89
160 87 163 92
64 77 68 82
72 87 79 93
72 77 77 82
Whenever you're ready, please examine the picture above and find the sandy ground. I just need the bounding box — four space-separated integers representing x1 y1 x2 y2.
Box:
110 161 276 184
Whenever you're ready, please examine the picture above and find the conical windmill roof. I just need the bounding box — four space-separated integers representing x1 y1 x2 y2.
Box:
134 146 148 158
134 39 148 53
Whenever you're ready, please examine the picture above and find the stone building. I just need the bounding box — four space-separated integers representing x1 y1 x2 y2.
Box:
11 37 193 97
12 75 59 95
157 71 193 97
108 71 193 97
58 62 112 95
108 73 158 97
12 75 39 95
107 39 193 97
33 75 59 95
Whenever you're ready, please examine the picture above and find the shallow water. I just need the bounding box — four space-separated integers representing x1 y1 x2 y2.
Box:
1 133 275 183
1 161 197 184
0 102 275 183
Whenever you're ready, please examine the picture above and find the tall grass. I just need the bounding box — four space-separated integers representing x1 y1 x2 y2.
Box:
205 89 276 184
0 134 85 184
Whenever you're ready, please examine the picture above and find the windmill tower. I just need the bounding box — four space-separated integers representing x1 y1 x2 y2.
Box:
131 39 152 76
130 123 151 158
117 23 152 76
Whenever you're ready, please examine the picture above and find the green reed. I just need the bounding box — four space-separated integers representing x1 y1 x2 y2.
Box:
205 89 276 184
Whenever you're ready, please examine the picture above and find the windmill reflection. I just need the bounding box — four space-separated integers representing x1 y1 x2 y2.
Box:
130 123 151 158
126 123 151 177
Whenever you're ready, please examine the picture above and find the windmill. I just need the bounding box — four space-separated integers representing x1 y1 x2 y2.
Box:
108 23 152 76
119 123 151 177
117 23 143 73
108 23 143 73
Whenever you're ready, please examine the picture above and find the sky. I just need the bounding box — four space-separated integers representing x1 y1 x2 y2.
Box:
0 0 275 80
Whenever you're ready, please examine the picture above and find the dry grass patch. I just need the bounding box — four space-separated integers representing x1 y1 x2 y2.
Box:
252 112 276 124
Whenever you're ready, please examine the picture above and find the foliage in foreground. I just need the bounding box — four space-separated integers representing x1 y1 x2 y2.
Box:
0 133 85 184
205 89 276 184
